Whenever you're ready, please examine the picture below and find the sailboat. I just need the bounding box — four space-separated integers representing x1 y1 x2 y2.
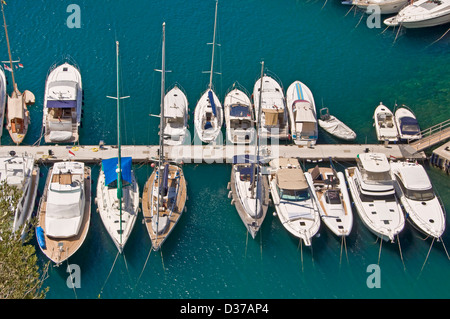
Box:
1 1 34 145
142 22 187 252
194 0 223 144
36 161 91 266
228 62 269 238
95 41 140 253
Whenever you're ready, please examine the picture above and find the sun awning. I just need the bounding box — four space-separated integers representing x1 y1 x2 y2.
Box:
276 168 308 190
263 108 283 126
102 157 132 186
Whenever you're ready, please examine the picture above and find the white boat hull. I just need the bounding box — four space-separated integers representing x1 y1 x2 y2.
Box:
194 89 223 143
163 85 189 146
345 167 404 242
224 88 255 145
286 81 318 146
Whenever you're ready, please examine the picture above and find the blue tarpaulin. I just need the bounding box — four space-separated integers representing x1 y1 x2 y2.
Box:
102 157 133 186
46 99 77 108
399 117 420 135
208 90 217 117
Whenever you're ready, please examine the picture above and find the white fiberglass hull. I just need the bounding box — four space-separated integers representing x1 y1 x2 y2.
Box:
194 89 223 143
269 175 320 246
96 170 139 253
224 88 255 145
345 167 404 242
286 81 318 146
163 85 189 146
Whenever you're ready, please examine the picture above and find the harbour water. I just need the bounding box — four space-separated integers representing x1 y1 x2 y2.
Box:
1 0 449 299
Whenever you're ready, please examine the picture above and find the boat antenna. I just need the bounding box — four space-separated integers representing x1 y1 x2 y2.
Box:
1 0 17 95
107 41 129 252
208 0 219 91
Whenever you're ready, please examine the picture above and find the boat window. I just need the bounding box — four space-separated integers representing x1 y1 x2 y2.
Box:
406 188 435 201
278 186 310 201
325 190 341 205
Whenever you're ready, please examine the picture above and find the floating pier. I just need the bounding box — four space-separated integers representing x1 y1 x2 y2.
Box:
430 141 450 174
0 143 426 164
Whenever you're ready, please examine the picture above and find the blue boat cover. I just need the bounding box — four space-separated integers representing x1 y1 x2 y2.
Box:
208 90 217 117
46 99 77 109
399 117 420 134
36 226 46 249
238 164 255 183
160 163 169 196
204 121 213 130
102 157 133 186
230 105 251 117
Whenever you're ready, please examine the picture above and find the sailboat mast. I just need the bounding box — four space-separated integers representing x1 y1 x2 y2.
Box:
252 61 264 214
115 41 124 246
208 0 218 90
155 22 166 245
1 1 17 94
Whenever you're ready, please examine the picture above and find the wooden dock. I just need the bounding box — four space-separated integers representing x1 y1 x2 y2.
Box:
0 143 426 164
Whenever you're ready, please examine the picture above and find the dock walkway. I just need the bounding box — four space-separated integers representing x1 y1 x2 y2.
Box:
0 143 426 164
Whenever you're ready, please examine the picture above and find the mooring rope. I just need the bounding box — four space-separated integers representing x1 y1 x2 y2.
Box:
98 251 120 298
135 247 153 290
397 234 406 271
420 237 435 275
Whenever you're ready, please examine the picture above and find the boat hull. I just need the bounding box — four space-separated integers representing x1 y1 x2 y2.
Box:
142 163 187 251
37 165 91 266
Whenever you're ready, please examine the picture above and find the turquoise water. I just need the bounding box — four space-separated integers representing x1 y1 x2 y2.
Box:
1 0 449 299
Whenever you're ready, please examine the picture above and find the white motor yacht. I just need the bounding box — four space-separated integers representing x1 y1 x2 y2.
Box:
286 81 318 146
269 158 320 246
224 84 255 145
390 161 445 239
373 102 399 143
345 153 404 242
43 62 83 144
384 0 450 28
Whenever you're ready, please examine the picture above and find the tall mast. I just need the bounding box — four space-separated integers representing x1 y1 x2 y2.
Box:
252 61 264 216
208 0 218 90
1 1 17 94
115 41 123 248
155 22 166 246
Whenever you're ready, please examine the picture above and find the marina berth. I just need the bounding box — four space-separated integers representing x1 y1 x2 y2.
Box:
43 61 83 144
194 0 223 144
390 160 446 239
384 0 450 28
143 22 187 251
286 81 318 146
224 83 255 145
345 152 405 242
2 1 34 145
162 84 189 146
306 164 353 237
373 102 399 143
252 74 289 140
36 161 90 265
318 107 356 141
96 41 139 254
394 105 422 142
269 157 321 246
0 154 39 240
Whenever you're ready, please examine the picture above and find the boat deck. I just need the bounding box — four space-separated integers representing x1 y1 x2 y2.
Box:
37 166 91 265
142 164 187 250
229 166 270 238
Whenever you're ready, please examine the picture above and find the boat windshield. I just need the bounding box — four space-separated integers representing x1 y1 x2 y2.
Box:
325 190 341 205
357 163 392 183
278 186 310 201
405 188 435 201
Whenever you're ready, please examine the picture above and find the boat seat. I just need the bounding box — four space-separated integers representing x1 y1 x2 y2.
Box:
310 165 321 181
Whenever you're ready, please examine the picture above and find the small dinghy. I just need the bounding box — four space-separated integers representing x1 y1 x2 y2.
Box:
318 107 356 141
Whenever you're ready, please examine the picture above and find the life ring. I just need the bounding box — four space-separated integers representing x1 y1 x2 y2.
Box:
92 147 98 152
72 146 79 152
